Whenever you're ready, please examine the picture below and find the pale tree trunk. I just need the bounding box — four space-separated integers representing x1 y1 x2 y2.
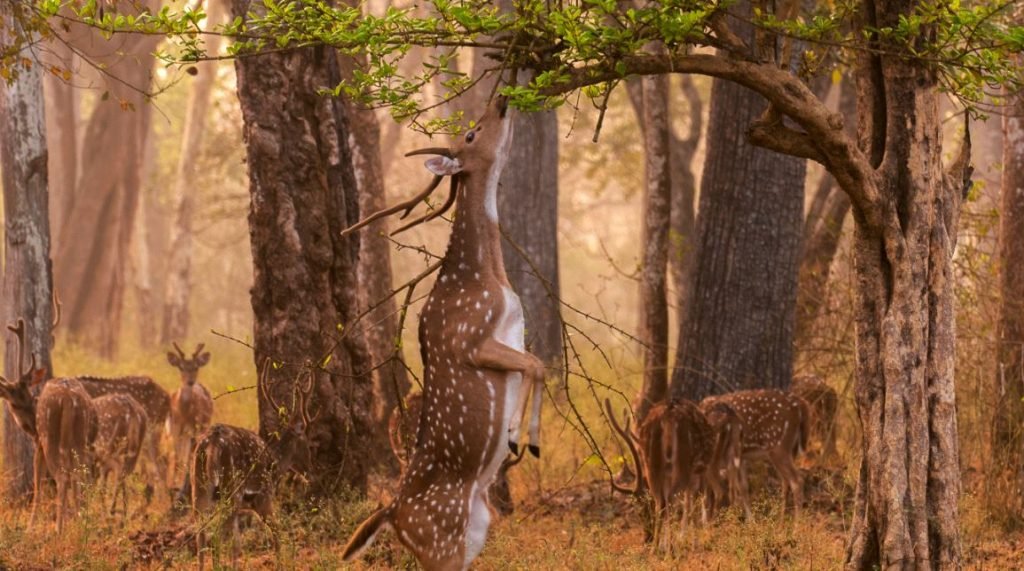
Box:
161 0 227 345
633 71 672 422
131 127 159 346
671 54 806 401
795 80 855 344
991 70 1024 517
0 0 56 500
42 40 77 253
843 7 966 564
53 12 159 357
232 0 378 492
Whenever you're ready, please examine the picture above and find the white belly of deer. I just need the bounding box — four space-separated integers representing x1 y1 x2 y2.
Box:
464 286 524 568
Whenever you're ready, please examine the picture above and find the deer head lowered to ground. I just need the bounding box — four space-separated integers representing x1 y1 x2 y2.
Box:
166 342 214 491
0 320 98 534
342 95 547 570
91 394 149 523
191 364 316 570
606 398 721 553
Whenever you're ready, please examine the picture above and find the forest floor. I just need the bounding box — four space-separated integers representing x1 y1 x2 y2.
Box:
1 465 1022 570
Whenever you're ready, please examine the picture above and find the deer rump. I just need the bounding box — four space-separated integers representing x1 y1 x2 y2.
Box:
40 381 97 476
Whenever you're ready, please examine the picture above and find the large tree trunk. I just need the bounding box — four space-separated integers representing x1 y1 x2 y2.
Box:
53 16 158 357
990 69 1024 517
0 2 56 500
633 72 672 422
232 0 378 493
161 0 227 344
843 6 965 563
671 57 806 401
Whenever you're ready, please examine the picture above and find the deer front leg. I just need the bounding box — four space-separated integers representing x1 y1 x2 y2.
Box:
468 338 545 457
30 443 44 528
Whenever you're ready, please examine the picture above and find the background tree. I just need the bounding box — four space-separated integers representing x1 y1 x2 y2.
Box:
0 0 57 500
162 0 228 345
231 0 379 492
671 9 806 402
992 65 1024 517
52 5 160 357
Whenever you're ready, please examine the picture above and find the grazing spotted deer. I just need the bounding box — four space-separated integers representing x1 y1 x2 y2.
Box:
191 367 315 570
700 389 809 517
606 399 719 553
699 399 745 515
790 374 839 462
0 320 98 533
92 394 149 522
78 375 171 495
342 95 547 570
166 342 214 491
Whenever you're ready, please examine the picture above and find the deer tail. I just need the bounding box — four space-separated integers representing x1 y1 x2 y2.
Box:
342 505 393 562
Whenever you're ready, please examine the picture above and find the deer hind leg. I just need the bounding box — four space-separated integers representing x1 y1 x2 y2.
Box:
30 446 45 528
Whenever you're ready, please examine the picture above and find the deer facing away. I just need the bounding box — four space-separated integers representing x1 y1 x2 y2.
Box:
343 95 547 570
92 393 149 522
0 320 98 534
166 342 214 491
191 367 315 570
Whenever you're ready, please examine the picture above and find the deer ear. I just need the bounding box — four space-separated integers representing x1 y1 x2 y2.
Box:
167 352 181 367
197 352 211 367
424 156 462 176
30 368 48 387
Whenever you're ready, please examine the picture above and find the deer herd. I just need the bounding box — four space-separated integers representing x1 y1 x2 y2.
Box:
0 96 843 569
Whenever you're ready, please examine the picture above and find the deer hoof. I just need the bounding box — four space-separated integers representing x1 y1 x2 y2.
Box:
528 444 540 458
508 441 519 455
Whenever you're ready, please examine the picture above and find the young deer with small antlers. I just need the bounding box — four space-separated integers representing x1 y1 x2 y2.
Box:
606 398 720 553
0 320 98 533
343 95 546 570
700 389 809 518
166 342 214 491
191 367 315 570
92 394 149 522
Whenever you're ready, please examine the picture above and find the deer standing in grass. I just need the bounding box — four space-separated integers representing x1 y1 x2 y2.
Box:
91 394 149 522
78 374 171 498
166 342 214 491
606 398 721 553
790 374 839 463
343 95 547 570
0 320 98 533
191 366 315 570
700 389 809 518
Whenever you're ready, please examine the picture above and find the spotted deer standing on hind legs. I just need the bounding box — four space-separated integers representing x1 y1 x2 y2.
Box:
342 95 548 570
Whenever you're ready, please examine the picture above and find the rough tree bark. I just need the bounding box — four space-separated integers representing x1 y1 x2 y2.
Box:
41 40 77 253
232 0 378 492
161 0 227 345
53 11 159 357
0 0 56 500
991 70 1024 517
633 71 672 422
671 39 806 401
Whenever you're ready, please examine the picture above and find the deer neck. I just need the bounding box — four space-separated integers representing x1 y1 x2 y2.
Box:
440 168 507 285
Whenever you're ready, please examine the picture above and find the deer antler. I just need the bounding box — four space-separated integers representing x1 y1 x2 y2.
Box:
192 343 206 360
52 290 62 330
172 342 187 361
3 319 38 386
340 175 444 238
605 398 645 497
258 358 283 418
296 369 321 427
391 177 460 236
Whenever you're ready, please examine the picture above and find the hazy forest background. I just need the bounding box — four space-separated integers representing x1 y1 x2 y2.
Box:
1 0 1023 567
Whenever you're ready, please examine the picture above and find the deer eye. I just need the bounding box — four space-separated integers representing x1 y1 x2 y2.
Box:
465 130 476 143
